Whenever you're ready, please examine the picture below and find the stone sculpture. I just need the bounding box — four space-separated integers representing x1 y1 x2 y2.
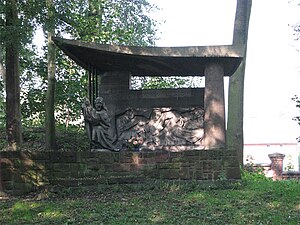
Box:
115 107 205 150
82 97 93 141
83 97 204 151
82 97 118 151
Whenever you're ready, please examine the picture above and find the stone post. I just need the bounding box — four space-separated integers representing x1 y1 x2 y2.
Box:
99 71 131 131
204 62 226 149
100 71 130 94
268 153 285 180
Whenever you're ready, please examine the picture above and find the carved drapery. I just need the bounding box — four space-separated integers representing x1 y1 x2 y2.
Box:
115 107 204 151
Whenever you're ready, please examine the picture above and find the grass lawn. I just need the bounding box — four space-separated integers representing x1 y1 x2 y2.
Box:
0 176 299 225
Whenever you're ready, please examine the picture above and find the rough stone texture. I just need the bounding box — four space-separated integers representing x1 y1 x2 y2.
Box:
93 69 206 151
115 107 204 150
102 88 205 110
0 149 241 195
54 37 242 152
52 37 244 76
204 63 226 149
227 0 252 164
282 171 300 180
92 69 207 151
268 153 285 180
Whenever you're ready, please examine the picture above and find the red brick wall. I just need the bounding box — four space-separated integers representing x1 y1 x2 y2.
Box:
282 171 300 180
0 149 240 195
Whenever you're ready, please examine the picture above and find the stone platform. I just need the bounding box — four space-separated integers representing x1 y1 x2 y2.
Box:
0 149 240 195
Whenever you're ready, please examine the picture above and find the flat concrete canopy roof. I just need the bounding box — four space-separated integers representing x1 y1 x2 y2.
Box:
53 37 244 76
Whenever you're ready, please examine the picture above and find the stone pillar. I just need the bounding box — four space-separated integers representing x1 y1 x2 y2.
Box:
99 71 131 108
99 71 131 131
100 71 130 94
203 62 226 149
268 153 285 180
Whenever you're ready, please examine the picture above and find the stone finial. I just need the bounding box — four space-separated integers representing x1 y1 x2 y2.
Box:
268 153 285 180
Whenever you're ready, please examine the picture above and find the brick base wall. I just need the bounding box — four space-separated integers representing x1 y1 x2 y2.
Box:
282 171 300 180
0 149 240 195
250 163 300 180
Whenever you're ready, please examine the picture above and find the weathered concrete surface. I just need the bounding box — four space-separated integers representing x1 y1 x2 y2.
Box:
204 63 226 149
53 37 244 76
227 0 252 163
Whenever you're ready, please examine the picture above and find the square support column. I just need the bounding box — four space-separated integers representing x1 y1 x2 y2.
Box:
99 71 131 130
204 62 226 149
100 71 131 94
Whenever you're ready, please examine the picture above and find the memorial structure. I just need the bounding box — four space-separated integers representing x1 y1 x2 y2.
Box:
0 1 253 194
53 37 244 151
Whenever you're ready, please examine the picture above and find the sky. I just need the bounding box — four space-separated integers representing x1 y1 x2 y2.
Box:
148 0 300 144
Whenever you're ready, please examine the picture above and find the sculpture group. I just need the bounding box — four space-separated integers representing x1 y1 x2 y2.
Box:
82 97 205 151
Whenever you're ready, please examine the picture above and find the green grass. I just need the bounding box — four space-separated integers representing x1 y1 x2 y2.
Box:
1 178 299 225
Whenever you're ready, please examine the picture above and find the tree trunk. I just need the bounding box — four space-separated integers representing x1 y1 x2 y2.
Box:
5 0 22 150
0 45 5 84
45 0 57 150
227 0 252 164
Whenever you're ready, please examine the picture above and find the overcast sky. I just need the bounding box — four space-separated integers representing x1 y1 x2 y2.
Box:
149 0 300 143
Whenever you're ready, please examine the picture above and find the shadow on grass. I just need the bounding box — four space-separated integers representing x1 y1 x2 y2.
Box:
0 179 299 224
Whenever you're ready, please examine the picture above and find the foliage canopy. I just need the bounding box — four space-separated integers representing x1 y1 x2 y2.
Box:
0 0 160 130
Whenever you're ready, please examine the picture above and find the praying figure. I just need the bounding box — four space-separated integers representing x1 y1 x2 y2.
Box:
82 97 118 151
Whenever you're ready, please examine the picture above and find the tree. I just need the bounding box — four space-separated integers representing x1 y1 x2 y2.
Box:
67 0 159 46
1 0 160 150
226 0 252 164
0 44 6 127
45 0 57 150
4 0 22 149
1 0 46 148
131 76 202 90
42 0 159 148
